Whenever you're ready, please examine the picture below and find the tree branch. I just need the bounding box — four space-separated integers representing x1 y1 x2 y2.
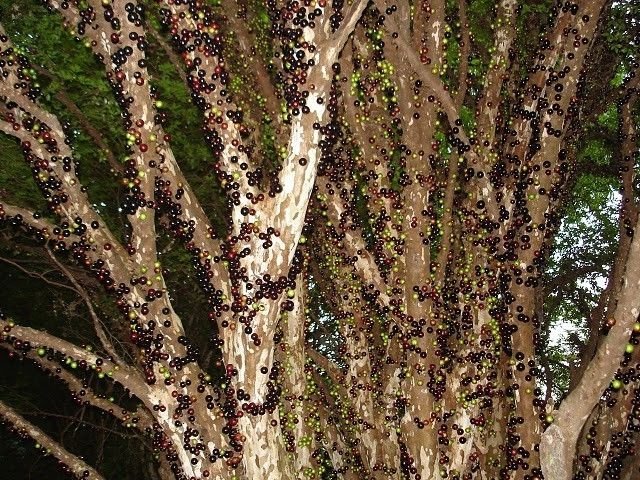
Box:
146 27 188 87
219 0 280 119
0 255 79 294
275 275 321 476
158 0 258 200
0 29 132 277
44 246 124 364
314 397 362 480
371 0 467 141
0 202 81 246
260 0 370 277
4 342 152 432
570 91 639 391
317 182 392 310
455 0 471 108
0 318 149 402
541 214 640 479
31 65 123 176
340 35 398 253
475 0 517 154
306 347 345 391
434 152 459 286
0 399 105 480
544 263 608 296
47 1 225 290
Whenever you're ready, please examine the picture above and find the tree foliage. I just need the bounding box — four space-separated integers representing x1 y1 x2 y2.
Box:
0 0 639 479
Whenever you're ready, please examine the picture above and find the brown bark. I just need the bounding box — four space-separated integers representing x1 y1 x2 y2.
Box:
455 0 471 108
2 1 637 479
570 92 639 391
540 215 640 478
276 276 322 479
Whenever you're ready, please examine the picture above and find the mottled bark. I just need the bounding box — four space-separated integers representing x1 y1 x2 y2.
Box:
1 1 638 479
541 215 640 478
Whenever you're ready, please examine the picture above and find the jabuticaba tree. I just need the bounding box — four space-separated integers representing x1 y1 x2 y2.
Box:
0 0 639 478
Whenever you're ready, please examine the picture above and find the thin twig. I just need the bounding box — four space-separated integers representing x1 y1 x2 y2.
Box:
0 255 78 294
33 65 123 176
45 246 124 364
0 400 106 480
